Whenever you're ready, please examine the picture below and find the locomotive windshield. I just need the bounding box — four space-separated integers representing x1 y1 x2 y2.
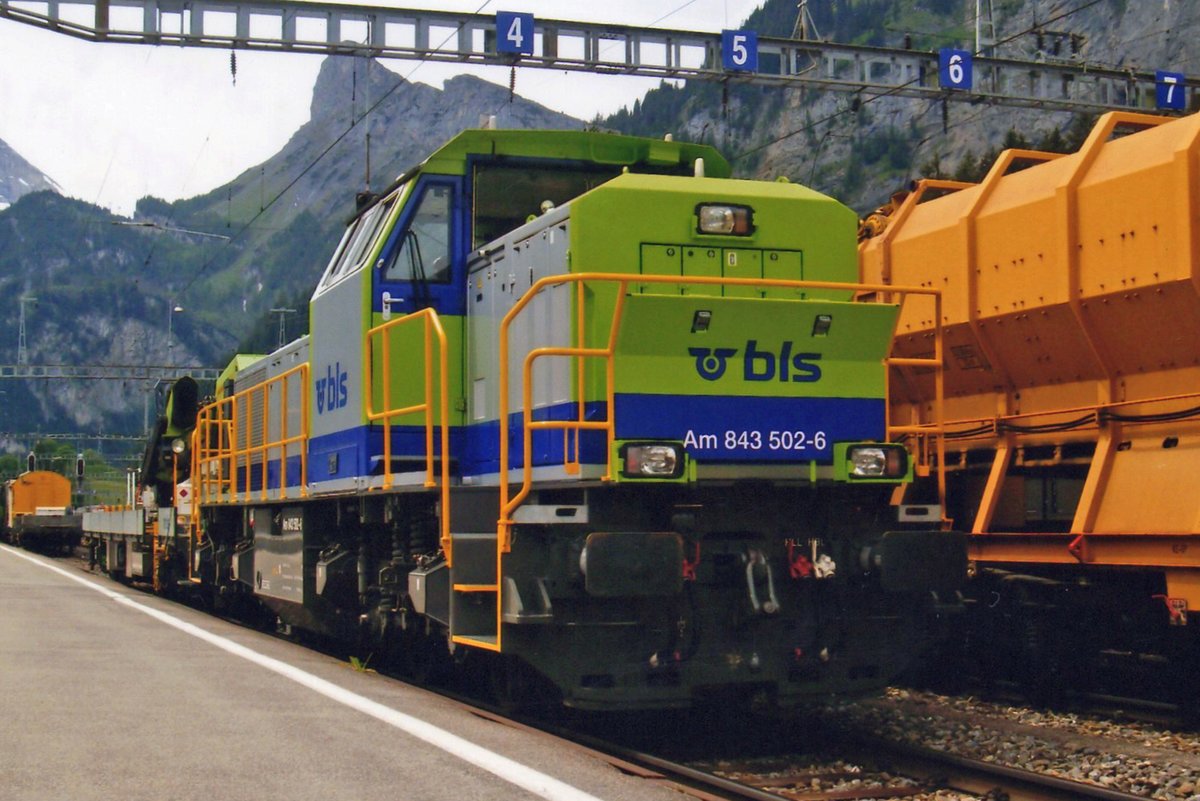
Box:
380 184 452 283
322 193 398 288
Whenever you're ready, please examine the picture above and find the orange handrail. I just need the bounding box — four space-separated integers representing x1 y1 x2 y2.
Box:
364 308 452 560
497 272 948 545
192 363 310 505
484 271 946 654
189 364 310 580
935 390 1200 444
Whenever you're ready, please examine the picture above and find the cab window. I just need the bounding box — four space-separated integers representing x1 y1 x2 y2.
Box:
322 195 397 287
381 185 452 283
319 221 359 288
471 163 620 249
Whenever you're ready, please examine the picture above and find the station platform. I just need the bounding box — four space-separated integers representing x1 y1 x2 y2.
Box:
0 545 680 801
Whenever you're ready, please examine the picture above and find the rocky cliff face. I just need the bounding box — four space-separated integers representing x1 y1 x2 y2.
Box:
161 58 583 338
0 58 583 436
606 0 1200 213
4 0 1197 437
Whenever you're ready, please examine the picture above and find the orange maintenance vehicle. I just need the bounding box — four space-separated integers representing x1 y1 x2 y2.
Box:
860 110 1200 703
5 470 81 553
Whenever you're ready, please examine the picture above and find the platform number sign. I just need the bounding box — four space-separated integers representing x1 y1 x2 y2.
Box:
1156 70 1186 110
496 11 534 55
722 29 758 72
938 48 973 90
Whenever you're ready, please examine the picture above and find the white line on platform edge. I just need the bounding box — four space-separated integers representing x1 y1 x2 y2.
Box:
2 545 606 801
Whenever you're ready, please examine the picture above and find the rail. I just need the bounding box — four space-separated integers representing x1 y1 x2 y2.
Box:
364 308 452 560
940 390 1200 446
191 363 310 505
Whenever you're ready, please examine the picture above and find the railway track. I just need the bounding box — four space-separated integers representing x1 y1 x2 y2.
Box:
606 732 1150 801
49 549 1182 800
452 699 1152 801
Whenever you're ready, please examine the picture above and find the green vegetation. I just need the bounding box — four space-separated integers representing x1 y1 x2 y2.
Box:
919 115 1098 183
599 0 975 192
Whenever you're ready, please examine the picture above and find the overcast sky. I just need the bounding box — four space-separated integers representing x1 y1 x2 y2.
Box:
0 1 767 215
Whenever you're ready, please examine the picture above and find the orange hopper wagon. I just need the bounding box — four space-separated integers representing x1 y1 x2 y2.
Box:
859 111 1200 703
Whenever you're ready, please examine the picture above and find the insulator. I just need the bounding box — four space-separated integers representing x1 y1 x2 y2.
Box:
230 49 237 86
508 65 516 103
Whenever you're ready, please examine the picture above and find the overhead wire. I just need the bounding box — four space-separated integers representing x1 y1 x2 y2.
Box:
182 0 495 294
182 0 1125 293
729 0 1113 166
487 0 724 120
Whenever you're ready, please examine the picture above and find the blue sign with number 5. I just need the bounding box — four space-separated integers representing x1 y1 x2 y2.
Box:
1157 70 1186 110
496 11 534 55
722 29 758 72
938 48 973 89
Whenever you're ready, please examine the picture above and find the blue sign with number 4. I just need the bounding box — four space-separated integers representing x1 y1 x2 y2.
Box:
939 48 973 90
496 11 534 55
722 29 758 72
1157 70 1186 110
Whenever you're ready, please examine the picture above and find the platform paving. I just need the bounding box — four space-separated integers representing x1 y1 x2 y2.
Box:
0 545 681 801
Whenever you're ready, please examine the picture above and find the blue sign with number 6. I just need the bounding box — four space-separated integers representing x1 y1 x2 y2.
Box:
939 48 973 89
1157 70 1186 110
722 29 758 72
496 11 534 55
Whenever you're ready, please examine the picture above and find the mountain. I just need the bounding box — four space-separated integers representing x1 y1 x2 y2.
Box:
3 0 1198 441
152 57 581 339
0 58 582 439
600 0 1199 213
0 138 60 211
0 191 233 434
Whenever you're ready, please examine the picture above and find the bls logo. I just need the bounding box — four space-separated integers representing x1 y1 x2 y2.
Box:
744 340 822 383
689 341 822 383
316 362 349 414
688 347 737 380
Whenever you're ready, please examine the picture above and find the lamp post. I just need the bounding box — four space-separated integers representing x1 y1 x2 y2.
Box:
167 303 184 367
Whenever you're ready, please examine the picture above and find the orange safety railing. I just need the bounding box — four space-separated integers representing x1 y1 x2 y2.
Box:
364 308 452 560
192 363 310 506
498 272 947 546
189 364 310 579
457 272 946 654
883 287 946 514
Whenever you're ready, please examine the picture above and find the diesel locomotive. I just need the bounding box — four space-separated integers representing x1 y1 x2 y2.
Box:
86 129 966 710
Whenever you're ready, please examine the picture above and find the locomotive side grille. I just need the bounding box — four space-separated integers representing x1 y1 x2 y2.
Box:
233 366 269 470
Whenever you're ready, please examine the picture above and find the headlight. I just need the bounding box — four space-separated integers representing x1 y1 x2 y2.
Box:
621 443 684 478
696 204 754 235
848 445 907 478
171 438 187 455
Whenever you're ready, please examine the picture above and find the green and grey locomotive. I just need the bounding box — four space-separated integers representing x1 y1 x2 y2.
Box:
86 129 965 710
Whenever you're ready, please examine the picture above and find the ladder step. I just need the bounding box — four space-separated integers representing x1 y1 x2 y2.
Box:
452 634 500 652
453 583 498 593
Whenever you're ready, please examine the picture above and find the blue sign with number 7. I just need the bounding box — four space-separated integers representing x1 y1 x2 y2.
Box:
1157 70 1186 110
496 11 534 55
